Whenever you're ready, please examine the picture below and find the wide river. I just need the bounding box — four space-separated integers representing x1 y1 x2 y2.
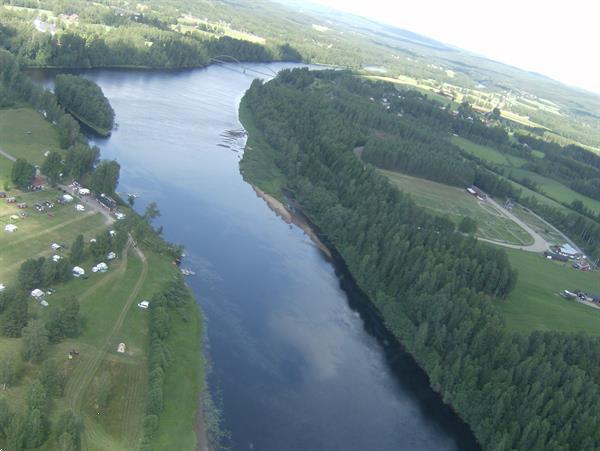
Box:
33 63 478 450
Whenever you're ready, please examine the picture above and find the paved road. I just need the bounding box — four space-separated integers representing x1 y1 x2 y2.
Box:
478 197 550 252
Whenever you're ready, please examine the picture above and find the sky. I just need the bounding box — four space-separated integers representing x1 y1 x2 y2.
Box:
311 0 600 94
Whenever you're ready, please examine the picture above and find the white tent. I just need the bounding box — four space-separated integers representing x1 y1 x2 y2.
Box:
75 204 85 212
72 266 85 277
115 212 125 220
52 254 62 262
51 243 61 250
137 300 149 309
0 284 5 292
10 215 18 220
107 252 116 260
78 188 90 195
62 194 73 202
93 262 108 273
4 224 17 232
31 289 44 298
117 343 126 353
109 230 117 237
40 300 49 307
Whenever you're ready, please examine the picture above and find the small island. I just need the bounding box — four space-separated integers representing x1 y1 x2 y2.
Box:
54 74 115 136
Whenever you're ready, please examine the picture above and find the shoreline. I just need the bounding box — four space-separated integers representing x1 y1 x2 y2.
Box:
252 185 332 259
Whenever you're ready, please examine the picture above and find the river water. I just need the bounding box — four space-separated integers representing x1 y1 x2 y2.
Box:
31 63 478 450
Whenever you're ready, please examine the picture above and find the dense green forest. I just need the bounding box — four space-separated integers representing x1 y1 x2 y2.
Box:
0 0 301 68
241 68 600 450
54 74 114 134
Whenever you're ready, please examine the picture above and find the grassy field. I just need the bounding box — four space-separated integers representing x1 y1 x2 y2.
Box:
0 106 204 449
507 167 600 215
497 249 600 335
0 108 62 165
380 170 533 245
510 205 566 246
451 135 527 167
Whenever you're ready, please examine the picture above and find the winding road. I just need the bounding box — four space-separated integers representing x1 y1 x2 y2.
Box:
477 196 550 252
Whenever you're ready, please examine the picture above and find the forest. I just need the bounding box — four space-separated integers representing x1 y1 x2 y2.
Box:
54 74 114 133
0 1 301 69
242 68 600 450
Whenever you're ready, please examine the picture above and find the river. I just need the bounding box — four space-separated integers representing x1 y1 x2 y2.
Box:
31 63 478 451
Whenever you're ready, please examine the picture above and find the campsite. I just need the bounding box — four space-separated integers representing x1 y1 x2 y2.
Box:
0 104 203 450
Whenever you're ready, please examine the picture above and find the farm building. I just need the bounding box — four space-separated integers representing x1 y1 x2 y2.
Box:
4 224 18 232
544 251 569 262
557 243 582 259
466 185 487 200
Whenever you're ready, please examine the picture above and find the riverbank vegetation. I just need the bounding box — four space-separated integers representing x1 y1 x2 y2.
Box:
54 74 114 136
0 50 204 451
240 68 600 449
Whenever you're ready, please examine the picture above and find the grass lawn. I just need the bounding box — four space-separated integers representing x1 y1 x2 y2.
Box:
508 167 600 215
380 170 533 245
451 135 527 167
0 108 62 165
239 98 287 199
0 188 107 284
0 155 13 189
497 248 600 335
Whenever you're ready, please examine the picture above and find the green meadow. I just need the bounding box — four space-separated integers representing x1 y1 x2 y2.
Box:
0 108 62 165
497 249 600 335
380 170 533 246
451 135 527 167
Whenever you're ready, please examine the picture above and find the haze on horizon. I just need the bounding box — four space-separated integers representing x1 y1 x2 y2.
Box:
309 0 600 95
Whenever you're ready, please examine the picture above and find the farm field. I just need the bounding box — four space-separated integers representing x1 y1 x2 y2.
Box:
507 166 600 215
451 135 527 167
497 249 600 335
0 108 62 165
380 170 533 246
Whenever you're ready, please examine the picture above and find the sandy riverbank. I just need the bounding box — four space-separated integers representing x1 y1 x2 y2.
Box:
252 186 332 259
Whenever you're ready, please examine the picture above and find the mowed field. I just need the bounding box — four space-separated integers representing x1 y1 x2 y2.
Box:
451 134 600 216
380 170 533 246
497 249 600 335
507 166 600 215
0 108 62 165
451 135 527 167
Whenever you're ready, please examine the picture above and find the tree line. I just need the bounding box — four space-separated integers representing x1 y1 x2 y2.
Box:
54 74 115 132
0 3 302 69
242 68 600 450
